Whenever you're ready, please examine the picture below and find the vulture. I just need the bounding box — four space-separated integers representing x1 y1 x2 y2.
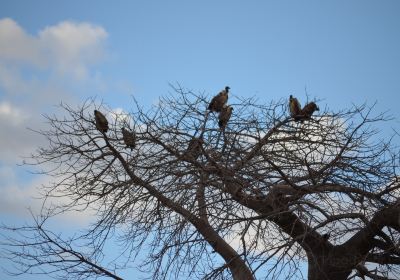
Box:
185 137 203 160
289 95 301 120
300 102 319 119
94 110 109 133
218 105 233 130
208 86 230 112
122 127 136 150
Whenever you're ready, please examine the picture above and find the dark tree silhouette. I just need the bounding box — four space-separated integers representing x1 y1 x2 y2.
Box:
2 86 400 280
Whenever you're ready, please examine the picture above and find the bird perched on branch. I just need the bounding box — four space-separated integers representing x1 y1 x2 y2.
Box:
185 137 203 160
94 110 108 133
300 102 319 119
208 86 230 112
289 95 301 121
122 127 136 150
218 105 233 130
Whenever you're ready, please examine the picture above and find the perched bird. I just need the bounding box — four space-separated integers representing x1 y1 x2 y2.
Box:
94 110 108 133
289 95 301 120
218 105 233 130
208 86 230 112
185 137 203 160
122 127 136 150
300 102 319 119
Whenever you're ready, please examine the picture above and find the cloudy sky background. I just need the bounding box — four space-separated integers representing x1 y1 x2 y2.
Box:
1 1 400 279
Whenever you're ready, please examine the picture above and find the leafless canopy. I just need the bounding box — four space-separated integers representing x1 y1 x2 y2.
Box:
2 86 400 280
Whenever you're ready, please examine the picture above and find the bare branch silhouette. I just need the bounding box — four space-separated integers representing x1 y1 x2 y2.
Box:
2 87 399 280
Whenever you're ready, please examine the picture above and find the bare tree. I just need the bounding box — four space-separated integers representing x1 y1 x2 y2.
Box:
2 86 400 280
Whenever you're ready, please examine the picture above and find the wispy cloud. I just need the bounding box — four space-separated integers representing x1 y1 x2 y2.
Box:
0 101 27 125
0 18 108 79
0 18 109 162
0 166 95 225
0 18 109 220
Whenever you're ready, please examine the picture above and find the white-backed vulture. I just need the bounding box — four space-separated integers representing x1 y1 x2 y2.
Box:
289 95 301 120
218 105 233 130
300 102 319 119
185 137 203 160
122 127 136 150
208 86 230 112
94 110 108 133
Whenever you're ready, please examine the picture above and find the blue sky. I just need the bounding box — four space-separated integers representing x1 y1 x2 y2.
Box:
0 1 399 279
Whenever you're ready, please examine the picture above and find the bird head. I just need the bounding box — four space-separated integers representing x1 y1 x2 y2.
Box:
289 95 293 99
225 86 230 91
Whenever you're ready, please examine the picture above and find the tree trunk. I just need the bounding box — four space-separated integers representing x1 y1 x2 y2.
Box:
230 264 255 280
308 256 352 280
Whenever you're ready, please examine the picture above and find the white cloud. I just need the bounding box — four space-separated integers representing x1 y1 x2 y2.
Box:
109 107 133 125
0 18 108 79
0 101 27 125
38 21 108 79
0 179 41 217
0 167 95 225
0 18 109 162
0 18 41 66
0 18 110 222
